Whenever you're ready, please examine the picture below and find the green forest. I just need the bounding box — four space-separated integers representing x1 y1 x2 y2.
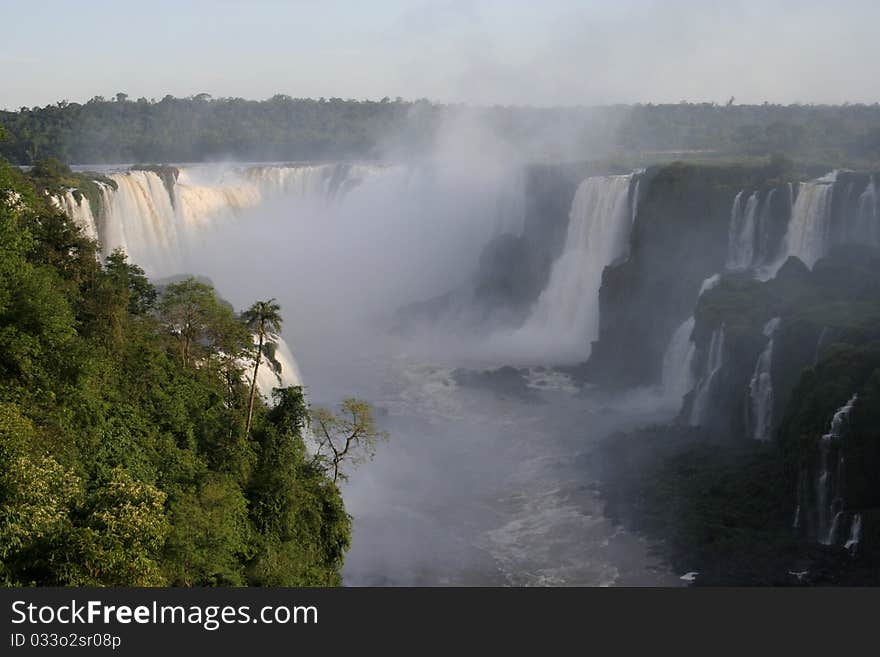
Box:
0 153 368 586
3 95 880 164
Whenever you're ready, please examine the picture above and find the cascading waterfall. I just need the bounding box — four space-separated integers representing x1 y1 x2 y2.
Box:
515 174 636 361
727 191 760 270
252 337 304 396
49 189 102 241
661 317 696 401
699 273 721 295
660 274 720 400
774 171 837 270
747 317 781 441
240 162 391 200
102 171 189 273
844 514 863 555
630 177 641 225
852 177 878 246
754 188 778 266
816 393 857 545
52 163 392 274
726 186 783 277
689 324 725 426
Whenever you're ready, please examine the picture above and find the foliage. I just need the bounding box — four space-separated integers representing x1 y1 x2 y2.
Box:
0 159 354 586
595 425 800 585
241 299 283 435
598 246 880 584
311 399 389 483
4 97 880 165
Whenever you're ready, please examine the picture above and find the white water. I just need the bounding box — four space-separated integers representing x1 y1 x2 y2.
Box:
817 393 858 545
844 514 863 555
510 174 635 363
251 337 304 397
661 317 696 401
727 191 760 270
754 188 778 267
53 164 396 275
699 273 721 295
49 189 102 241
748 317 781 441
659 273 721 401
852 177 879 246
689 325 725 426
773 172 837 270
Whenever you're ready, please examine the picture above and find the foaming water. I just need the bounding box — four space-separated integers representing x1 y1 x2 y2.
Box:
336 345 679 586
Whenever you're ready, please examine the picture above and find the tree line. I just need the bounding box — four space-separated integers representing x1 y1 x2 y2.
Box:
3 95 880 164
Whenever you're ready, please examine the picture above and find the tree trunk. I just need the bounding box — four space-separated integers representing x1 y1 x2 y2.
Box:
246 329 264 435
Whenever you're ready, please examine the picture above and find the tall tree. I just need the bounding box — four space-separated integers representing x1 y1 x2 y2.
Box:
157 278 218 366
242 299 283 435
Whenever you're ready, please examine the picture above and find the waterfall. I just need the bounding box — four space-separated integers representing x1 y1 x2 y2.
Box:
51 163 393 275
844 514 863 555
50 164 398 395
49 189 101 241
661 317 696 401
240 162 390 200
689 324 726 426
852 177 879 246
817 393 858 545
754 188 778 267
747 317 781 441
774 172 837 270
727 191 760 270
699 273 721 295
727 188 782 273
252 336 304 397
660 273 721 401
516 174 636 361
630 177 641 226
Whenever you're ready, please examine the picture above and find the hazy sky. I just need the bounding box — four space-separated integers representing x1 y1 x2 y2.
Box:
2 0 877 109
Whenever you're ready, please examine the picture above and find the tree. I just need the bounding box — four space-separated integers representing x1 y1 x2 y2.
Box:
157 278 219 366
105 248 157 315
241 299 283 435
311 399 388 483
0 163 354 586
67 467 169 586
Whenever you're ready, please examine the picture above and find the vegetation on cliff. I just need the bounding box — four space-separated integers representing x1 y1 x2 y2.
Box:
0 158 359 586
596 247 880 584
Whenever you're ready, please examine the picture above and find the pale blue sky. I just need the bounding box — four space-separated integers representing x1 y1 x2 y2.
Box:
2 0 877 109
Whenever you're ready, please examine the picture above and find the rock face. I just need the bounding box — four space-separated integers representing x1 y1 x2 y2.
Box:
684 247 880 552
580 163 796 387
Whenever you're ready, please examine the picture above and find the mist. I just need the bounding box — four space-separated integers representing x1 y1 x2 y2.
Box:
73 110 672 585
